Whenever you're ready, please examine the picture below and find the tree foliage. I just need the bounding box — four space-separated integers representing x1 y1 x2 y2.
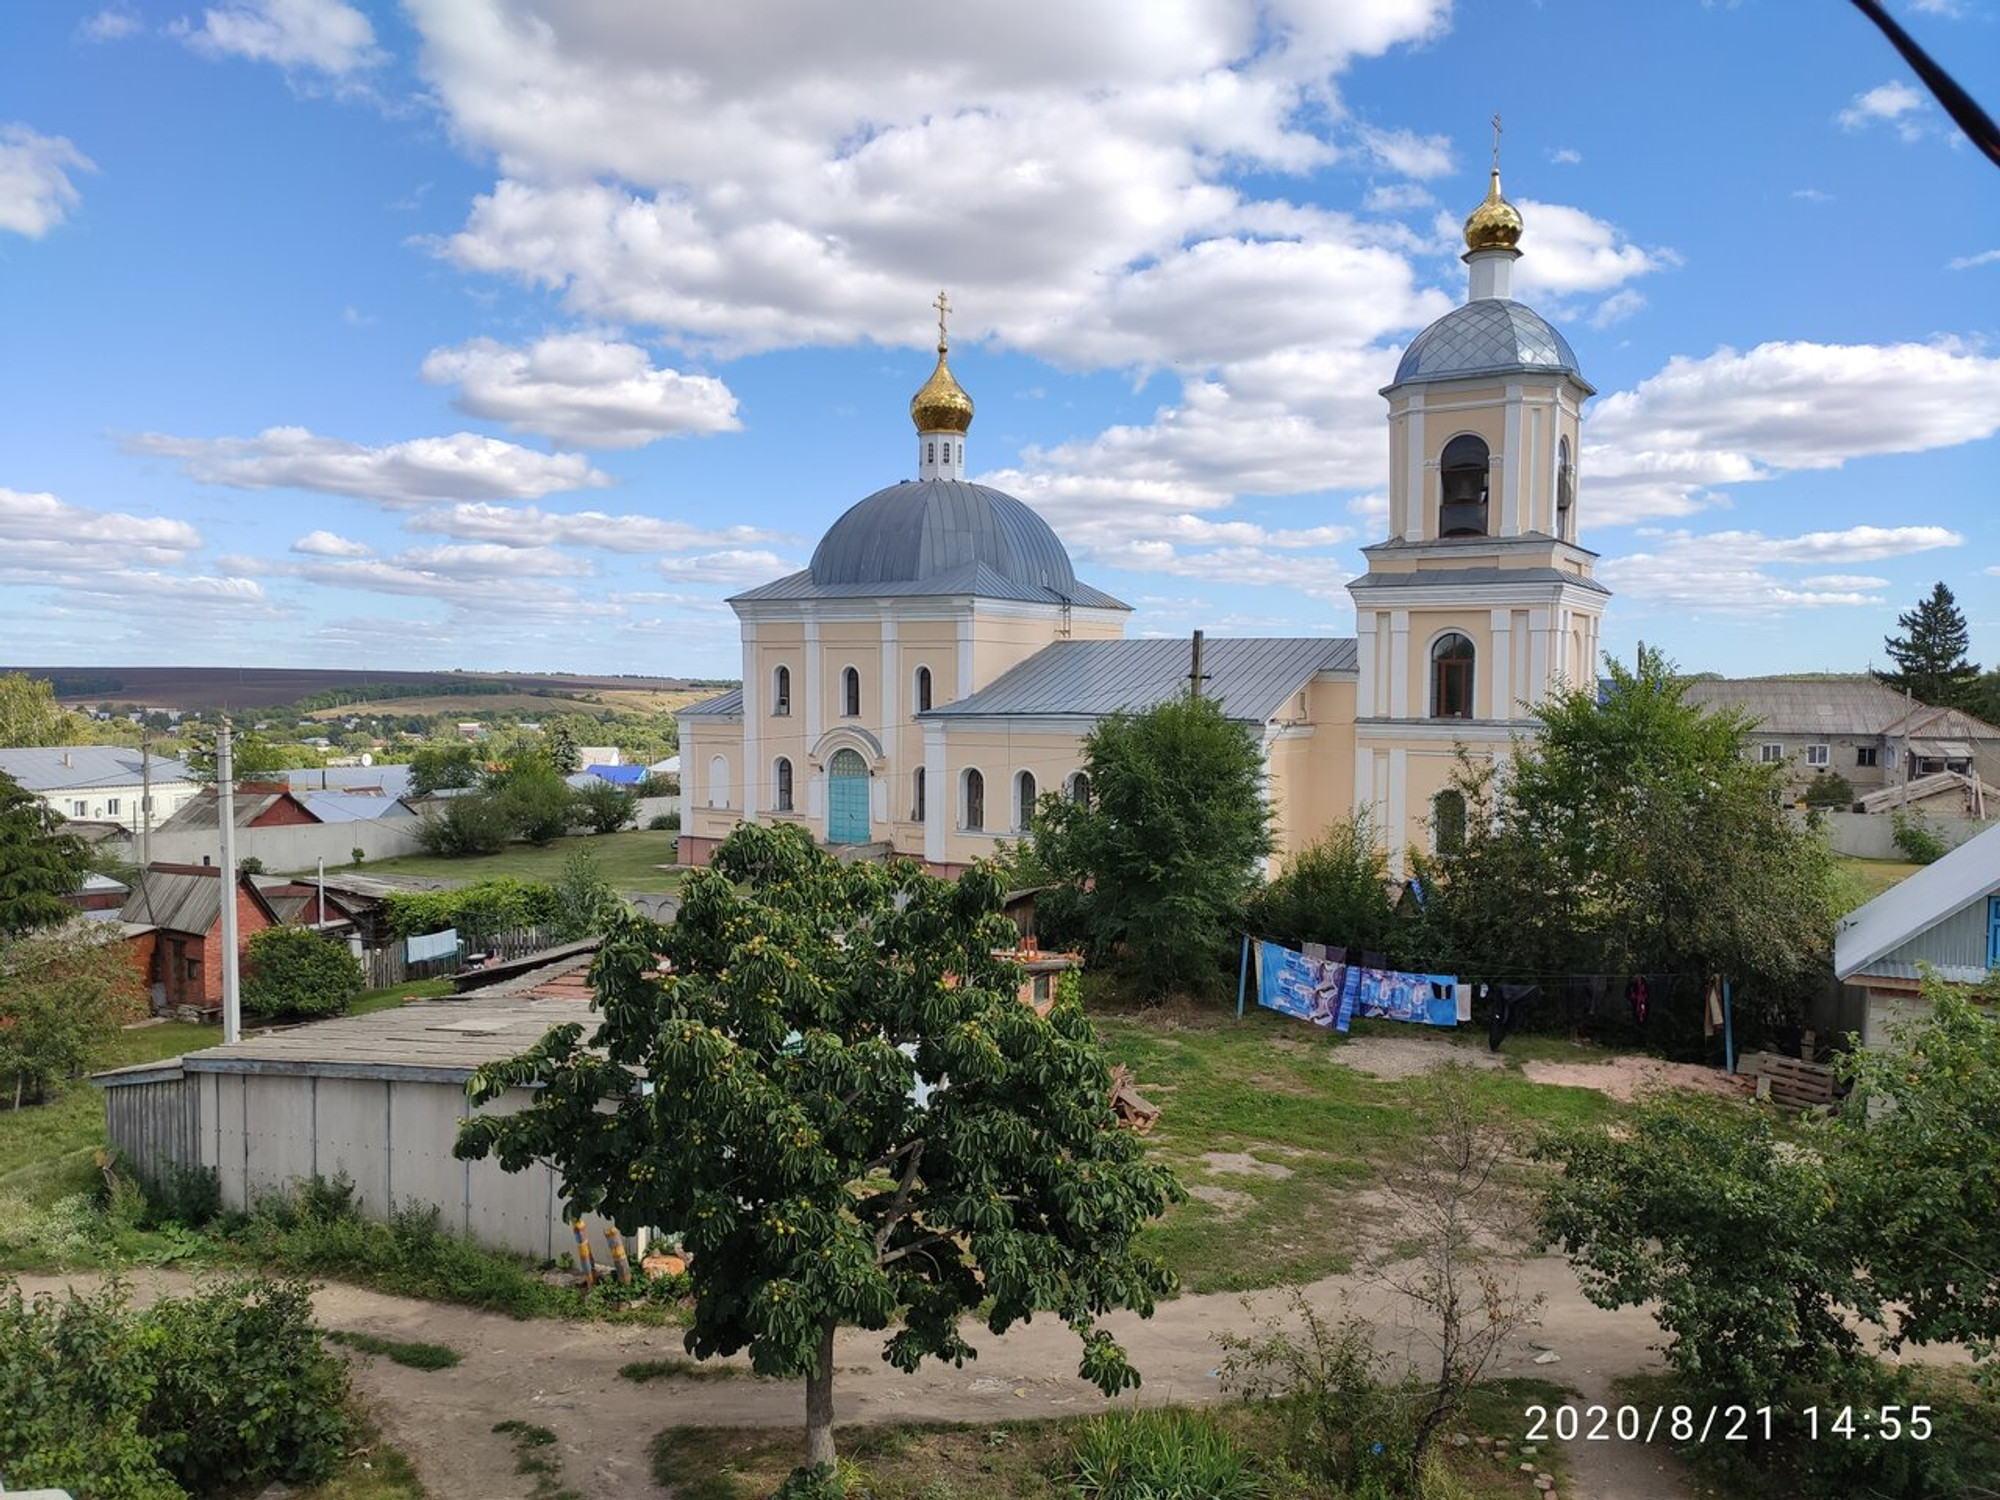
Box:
179 725 317 783
489 757 577 846
0 672 85 748
0 924 148 1108
573 776 638 835
407 741 482 798
1017 694 1270 1000
456 823 1182 1470
242 926 365 1020
1876 581 1980 709
1425 649 1840 1040
412 789 514 857
1243 814 1405 964
381 878 562 941
549 849 626 940
0 771 89 939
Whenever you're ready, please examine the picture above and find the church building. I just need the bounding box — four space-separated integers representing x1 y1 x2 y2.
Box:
677 166 1608 876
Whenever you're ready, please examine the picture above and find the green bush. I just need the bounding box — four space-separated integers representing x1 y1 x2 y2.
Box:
574 777 639 835
647 812 678 831
146 1164 223 1229
383 879 563 941
415 790 514 856
242 926 364 1020
494 762 578 846
1801 771 1855 809
1243 815 1399 962
1892 810 1948 865
1068 1409 1266 1499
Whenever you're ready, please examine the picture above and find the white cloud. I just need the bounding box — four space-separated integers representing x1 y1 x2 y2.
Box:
1584 340 2000 523
295 555 614 611
1359 126 1453 179
1589 288 1646 329
1597 526 1958 617
176 0 381 76
0 487 201 572
291 529 371 557
1363 182 1434 214
421 333 742 447
1548 147 1582 166
656 550 797 585
0 125 95 239
58 571 274 608
395 542 592 577
79 8 142 41
1792 187 1834 203
1836 80 1932 140
1509 199 1676 298
1947 249 2000 271
124 426 612 507
406 501 787 553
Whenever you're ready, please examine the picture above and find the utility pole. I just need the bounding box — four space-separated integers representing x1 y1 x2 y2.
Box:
139 727 153 869
1188 630 1209 701
218 720 242 1044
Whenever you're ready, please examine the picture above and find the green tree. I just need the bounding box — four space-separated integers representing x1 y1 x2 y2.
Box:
493 760 577 845
407 741 482 798
242 926 365 1020
543 718 582 775
573 776 638 835
1429 649 1840 1039
179 724 315 783
413 791 514 857
456 823 1181 1474
1964 667 2000 728
0 771 89 938
550 849 626 940
0 672 83 747
1243 814 1402 963
1876 581 1979 708
1801 769 1856 809
1018 694 1270 1000
0 924 148 1107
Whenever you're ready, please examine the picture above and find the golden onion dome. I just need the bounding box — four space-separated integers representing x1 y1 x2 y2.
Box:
1463 167 1523 253
909 344 974 434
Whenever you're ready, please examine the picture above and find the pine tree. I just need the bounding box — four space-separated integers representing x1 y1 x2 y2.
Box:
1875 582 1978 709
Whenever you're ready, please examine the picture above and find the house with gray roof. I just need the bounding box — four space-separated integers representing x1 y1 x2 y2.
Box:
0 744 199 827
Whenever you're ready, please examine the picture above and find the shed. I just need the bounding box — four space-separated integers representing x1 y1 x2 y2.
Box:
95 998 636 1260
1834 820 2000 1046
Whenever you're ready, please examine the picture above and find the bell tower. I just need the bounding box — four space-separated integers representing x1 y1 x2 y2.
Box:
1346 126 1611 869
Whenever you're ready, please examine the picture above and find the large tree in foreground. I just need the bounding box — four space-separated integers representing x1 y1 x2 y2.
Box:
1019 693 1270 1000
456 823 1181 1476
0 772 89 939
1875 580 1979 709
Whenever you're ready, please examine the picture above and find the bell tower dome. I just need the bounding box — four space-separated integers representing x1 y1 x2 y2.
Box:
911 289 973 481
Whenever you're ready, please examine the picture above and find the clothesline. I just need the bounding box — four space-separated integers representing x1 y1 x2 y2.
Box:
1237 934 1714 984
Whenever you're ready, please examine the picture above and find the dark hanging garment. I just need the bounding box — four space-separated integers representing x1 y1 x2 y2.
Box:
1703 977 1723 1038
1627 975 1650 1026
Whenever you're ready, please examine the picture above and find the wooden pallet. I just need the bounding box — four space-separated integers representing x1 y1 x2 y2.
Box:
1740 1050 1839 1109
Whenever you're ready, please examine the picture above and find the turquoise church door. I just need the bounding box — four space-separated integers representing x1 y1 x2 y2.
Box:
827 749 870 844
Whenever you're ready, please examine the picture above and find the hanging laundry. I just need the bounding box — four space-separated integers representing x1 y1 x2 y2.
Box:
1254 941 1455 1031
1704 976 1724 1038
1626 975 1650 1026
1335 963 1460 1032
1256 941 1348 1027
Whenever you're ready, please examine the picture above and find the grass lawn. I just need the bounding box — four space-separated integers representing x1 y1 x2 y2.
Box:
352 978 454 1016
1831 854 1926 913
651 1378 1575 1500
337 829 685 893
1094 1005 1621 1295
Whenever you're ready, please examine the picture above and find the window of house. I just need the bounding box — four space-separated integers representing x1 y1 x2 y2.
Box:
1438 434 1490 538
1431 633 1475 720
774 756 794 812
70 800 88 817
707 754 730 809
915 665 933 713
963 768 984 831
105 798 120 817
1884 745 1897 768
1433 789 1468 855
1016 770 1037 831
1032 973 1053 1005
1856 746 1879 768
842 667 861 718
912 767 926 822
1066 771 1092 807
1759 744 1784 764
773 665 791 716
1806 744 1830 767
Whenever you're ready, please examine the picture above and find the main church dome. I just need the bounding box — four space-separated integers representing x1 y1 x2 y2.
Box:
810 480 1077 592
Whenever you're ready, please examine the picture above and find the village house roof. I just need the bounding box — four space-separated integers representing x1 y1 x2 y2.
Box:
1835 820 2000 984
155 785 321 832
118 863 283 935
924 636 1357 725
1681 676 2000 740
0 745 195 791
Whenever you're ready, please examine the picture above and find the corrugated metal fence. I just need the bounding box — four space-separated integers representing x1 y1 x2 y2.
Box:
103 1071 201 1179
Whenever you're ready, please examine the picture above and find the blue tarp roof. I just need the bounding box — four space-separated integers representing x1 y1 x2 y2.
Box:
584 764 645 785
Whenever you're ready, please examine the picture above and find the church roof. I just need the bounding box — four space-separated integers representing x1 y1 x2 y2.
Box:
729 480 1126 610
1349 565 1609 596
925 637 1357 725
678 687 744 719
1390 299 1589 390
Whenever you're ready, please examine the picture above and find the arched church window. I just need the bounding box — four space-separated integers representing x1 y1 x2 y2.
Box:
1015 770 1037 831
707 754 730 809
1431 633 1475 720
915 665 933 713
842 666 861 718
1433 789 1467 854
773 665 791 716
1066 771 1091 807
1438 434 1490 538
1556 437 1574 539
927 441 935 465
912 767 926 822
963 768 985 831
774 756 794 812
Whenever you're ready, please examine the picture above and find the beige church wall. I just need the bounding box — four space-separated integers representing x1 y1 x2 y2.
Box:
818 622 883 725
1395 611 1498 721
935 724 1094 867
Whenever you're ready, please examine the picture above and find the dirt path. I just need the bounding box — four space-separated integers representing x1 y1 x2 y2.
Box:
14 1256 1697 1500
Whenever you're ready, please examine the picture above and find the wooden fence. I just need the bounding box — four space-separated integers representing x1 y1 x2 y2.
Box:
359 924 564 990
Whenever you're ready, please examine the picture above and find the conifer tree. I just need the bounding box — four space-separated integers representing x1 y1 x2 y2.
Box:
1875 581 1978 708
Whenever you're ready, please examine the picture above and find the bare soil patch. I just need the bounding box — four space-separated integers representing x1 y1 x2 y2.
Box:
1520 1055 1753 1103
1200 1151 1294 1179
1329 1033 1507 1081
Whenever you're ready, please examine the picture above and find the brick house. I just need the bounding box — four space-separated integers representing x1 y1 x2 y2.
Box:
119 863 283 1015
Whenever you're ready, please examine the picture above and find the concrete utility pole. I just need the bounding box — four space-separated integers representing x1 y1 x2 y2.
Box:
218 720 242 1044
139 728 153 869
1188 630 1209 701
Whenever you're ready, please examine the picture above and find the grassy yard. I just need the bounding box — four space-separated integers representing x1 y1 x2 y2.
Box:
337 829 685 893
1831 853 1926 913
1095 1006 1621 1295
650 1378 1575 1500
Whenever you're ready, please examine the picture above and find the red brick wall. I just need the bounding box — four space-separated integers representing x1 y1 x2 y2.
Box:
195 881 274 1006
248 794 317 827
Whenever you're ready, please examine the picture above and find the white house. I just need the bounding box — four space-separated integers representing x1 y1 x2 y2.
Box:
0 745 200 827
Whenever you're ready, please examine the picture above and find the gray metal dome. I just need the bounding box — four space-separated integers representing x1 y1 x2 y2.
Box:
1391 299 1587 388
809 479 1078 592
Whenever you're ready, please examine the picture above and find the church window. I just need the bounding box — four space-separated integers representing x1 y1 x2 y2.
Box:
1016 770 1037 831
1431 633 1475 719
773 665 791 716
912 767 926 822
1556 437 1574 538
915 665 933 712
927 441 935 465
1433 789 1468 855
707 754 730 809
963 768 985 831
774 756 794 811
1438 434 1490 538
1066 771 1091 807
842 666 861 717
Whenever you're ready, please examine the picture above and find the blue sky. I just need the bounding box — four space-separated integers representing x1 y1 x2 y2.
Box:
2 0 1996 680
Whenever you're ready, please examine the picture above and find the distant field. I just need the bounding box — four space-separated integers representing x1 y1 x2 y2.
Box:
7 665 729 712
304 688 715 720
